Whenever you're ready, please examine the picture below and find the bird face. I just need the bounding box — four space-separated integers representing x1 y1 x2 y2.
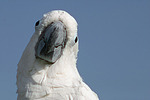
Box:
34 10 78 64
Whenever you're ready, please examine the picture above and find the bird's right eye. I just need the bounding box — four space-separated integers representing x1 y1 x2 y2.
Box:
35 20 40 26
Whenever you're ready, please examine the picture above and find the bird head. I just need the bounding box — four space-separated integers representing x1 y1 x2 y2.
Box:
34 10 78 64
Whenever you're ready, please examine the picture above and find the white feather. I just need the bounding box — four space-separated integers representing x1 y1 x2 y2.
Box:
17 10 99 100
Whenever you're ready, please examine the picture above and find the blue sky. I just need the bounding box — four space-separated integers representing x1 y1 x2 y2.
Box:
0 1 150 100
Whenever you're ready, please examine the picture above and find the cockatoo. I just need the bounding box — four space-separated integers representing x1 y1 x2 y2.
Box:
17 10 99 100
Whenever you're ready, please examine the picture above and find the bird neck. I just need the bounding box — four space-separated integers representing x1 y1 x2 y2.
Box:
30 47 82 87
47 48 81 81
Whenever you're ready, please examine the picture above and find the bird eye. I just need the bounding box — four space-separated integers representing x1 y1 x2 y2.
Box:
35 20 40 26
75 37 78 43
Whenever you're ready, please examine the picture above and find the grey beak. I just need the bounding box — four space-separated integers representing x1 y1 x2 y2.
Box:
35 21 67 63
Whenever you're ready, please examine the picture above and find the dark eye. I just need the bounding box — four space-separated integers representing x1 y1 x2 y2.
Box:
35 20 40 26
75 37 78 43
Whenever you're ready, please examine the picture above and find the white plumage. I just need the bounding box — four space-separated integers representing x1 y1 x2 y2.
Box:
17 10 99 100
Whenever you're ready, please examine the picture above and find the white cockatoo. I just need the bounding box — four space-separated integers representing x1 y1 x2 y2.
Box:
17 10 99 100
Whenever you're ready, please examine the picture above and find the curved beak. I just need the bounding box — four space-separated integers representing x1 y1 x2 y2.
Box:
35 21 67 63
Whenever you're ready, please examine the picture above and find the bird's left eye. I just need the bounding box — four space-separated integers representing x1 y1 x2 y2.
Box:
35 20 40 26
75 37 78 43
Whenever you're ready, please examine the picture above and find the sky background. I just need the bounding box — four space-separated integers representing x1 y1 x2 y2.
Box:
0 0 150 100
